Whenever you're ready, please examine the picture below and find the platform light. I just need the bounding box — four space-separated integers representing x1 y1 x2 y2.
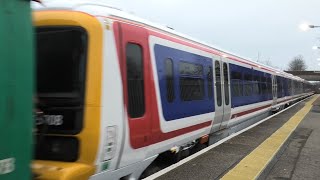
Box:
309 25 320 29
299 23 320 31
300 23 310 31
317 58 320 61
312 46 320 50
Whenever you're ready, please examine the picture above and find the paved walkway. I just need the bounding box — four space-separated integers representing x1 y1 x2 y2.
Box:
265 95 320 180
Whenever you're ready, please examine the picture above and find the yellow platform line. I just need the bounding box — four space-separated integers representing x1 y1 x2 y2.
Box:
221 95 319 180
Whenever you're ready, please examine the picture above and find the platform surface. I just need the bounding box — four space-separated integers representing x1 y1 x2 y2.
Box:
266 95 320 180
152 95 319 180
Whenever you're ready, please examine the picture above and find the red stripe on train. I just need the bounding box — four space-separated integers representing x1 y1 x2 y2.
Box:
230 97 294 119
231 104 272 119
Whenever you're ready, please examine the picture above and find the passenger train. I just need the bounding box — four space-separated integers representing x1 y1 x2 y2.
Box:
32 1 314 179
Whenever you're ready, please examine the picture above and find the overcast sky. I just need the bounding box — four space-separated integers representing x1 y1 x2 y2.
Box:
98 0 320 70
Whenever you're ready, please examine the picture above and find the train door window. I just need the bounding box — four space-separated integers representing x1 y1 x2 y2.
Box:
243 73 253 96
223 63 229 105
179 62 204 101
231 71 242 97
215 61 222 106
126 43 145 118
277 77 283 98
207 66 213 99
165 58 175 102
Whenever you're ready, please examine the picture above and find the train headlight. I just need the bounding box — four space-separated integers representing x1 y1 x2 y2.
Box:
35 136 79 162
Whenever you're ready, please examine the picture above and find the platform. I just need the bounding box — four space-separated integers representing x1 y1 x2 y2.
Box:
265 95 320 179
146 95 320 180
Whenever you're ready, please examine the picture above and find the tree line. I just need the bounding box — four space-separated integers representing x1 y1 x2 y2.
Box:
287 55 307 71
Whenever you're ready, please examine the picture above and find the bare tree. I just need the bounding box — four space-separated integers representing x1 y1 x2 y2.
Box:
260 58 278 69
287 55 307 71
264 58 272 66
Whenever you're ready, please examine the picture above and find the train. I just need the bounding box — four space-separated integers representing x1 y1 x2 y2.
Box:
31 1 314 179
0 0 34 180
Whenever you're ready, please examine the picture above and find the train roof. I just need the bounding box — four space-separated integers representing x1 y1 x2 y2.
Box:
32 0 306 82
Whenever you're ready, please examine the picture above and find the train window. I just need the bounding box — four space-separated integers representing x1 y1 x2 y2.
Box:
36 26 88 135
215 61 222 106
165 58 175 102
231 71 243 97
277 77 283 98
179 62 204 101
253 75 260 95
207 66 213 99
223 63 230 105
244 82 252 96
267 77 272 95
126 43 145 118
254 75 260 82
231 71 242 79
244 73 252 81
267 77 272 83
37 27 87 96
243 73 253 96
261 83 267 95
288 79 292 95
283 79 288 96
154 44 215 120
179 78 204 101
179 62 203 76
261 76 267 94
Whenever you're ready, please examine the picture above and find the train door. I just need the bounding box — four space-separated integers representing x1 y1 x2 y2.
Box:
117 22 152 149
272 75 277 106
211 56 231 132
219 59 231 129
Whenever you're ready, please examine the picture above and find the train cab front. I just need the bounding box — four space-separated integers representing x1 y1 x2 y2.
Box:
32 10 103 180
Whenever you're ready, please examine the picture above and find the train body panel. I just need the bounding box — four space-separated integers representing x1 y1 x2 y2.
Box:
31 1 315 179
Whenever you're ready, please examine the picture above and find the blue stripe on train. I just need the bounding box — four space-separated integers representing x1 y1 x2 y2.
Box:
229 63 273 107
154 44 215 121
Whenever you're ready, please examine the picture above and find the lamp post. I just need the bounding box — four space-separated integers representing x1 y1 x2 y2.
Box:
299 23 320 66
309 25 320 29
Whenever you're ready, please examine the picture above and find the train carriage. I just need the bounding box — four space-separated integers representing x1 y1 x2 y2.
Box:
32 1 314 179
